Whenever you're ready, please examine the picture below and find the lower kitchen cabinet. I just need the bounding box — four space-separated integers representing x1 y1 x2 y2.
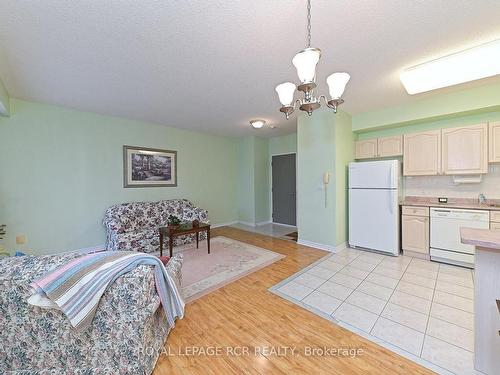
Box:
402 208 430 259
491 212 500 230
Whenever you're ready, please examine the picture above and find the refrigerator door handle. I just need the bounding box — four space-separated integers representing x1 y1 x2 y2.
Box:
389 191 394 214
390 163 394 188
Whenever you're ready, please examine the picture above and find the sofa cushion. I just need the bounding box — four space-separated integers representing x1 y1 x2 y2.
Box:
104 199 208 253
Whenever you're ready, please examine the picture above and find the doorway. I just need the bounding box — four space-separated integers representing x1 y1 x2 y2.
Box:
272 153 296 226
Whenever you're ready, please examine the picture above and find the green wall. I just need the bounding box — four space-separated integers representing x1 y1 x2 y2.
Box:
357 110 500 140
0 99 238 255
352 82 500 132
297 110 354 248
297 111 337 247
237 137 256 224
237 136 270 225
269 133 297 156
254 137 270 223
0 78 9 115
334 111 354 246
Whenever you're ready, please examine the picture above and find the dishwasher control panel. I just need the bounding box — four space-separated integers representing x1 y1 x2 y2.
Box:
430 208 490 222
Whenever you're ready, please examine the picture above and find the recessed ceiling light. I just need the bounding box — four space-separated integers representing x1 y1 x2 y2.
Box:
250 119 266 129
400 39 500 95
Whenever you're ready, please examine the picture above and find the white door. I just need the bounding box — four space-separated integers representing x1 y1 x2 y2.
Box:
349 160 398 189
349 188 399 255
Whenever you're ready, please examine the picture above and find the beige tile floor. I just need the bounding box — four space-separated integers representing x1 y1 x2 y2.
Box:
271 247 478 375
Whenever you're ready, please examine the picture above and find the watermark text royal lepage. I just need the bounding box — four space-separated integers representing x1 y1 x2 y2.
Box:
139 345 364 358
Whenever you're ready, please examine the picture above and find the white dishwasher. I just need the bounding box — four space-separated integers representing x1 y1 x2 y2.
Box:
430 207 490 268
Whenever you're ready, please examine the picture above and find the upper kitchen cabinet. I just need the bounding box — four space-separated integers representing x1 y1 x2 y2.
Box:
377 135 403 157
355 139 377 159
403 130 441 176
355 135 402 159
489 121 500 163
442 123 488 175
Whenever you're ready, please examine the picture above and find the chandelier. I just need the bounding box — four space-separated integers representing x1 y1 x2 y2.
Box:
275 0 350 119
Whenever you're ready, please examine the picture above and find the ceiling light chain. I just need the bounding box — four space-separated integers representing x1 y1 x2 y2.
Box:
306 0 312 48
275 0 350 119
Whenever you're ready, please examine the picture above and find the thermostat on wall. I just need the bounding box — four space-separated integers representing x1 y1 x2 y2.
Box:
438 197 448 203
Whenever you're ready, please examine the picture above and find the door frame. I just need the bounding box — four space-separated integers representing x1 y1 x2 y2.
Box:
270 152 298 227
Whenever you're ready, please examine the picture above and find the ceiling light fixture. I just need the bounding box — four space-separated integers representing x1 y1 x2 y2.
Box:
275 0 350 119
400 39 500 95
250 119 266 129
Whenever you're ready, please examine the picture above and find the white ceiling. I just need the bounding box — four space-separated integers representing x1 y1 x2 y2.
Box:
1 1 500 137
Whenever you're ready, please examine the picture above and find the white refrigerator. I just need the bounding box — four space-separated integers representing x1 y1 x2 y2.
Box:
348 160 400 256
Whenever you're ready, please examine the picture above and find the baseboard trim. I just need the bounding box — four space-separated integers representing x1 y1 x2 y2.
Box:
297 239 337 252
211 221 238 228
238 221 256 227
256 220 272 226
272 222 296 228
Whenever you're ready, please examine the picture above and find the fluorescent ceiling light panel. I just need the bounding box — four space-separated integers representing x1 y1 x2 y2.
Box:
400 39 500 95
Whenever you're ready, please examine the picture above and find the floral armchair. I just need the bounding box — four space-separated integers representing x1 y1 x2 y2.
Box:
1 250 183 374
103 199 208 253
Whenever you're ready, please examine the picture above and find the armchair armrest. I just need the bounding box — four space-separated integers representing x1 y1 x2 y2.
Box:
165 254 183 289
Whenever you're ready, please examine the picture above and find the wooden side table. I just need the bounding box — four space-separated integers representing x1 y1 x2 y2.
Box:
159 223 211 258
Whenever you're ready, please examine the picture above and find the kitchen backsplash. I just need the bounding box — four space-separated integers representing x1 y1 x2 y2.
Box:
403 164 500 199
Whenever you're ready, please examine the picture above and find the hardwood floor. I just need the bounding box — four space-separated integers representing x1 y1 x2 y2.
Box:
153 227 433 375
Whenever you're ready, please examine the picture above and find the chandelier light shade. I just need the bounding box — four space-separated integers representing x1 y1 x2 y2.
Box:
327 72 351 99
275 0 350 119
292 48 321 84
275 82 296 106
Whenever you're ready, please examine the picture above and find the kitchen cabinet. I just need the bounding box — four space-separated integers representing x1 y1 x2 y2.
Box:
355 136 402 159
490 211 500 223
442 123 488 175
402 206 429 217
377 135 403 157
489 121 500 163
490 222 500 230
355 139 377 159
491 211 500 230
402 206 429 258
403 130 441 176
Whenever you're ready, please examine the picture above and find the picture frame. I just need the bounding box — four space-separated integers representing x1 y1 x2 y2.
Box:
123 146 177 188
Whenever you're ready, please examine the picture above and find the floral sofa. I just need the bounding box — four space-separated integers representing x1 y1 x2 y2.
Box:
103 199 209 253
0 250 183 374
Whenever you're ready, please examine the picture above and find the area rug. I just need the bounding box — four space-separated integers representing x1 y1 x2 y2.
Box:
169 236 284 302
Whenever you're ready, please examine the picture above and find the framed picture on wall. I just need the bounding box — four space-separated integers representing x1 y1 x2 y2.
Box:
123 146 177 188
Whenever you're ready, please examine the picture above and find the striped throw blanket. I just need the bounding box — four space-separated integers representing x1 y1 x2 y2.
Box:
29 251 185 331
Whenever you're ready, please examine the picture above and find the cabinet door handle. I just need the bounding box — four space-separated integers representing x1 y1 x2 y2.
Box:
497 300 500 336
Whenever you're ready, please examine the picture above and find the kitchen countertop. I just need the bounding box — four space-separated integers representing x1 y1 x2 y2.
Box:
461 227 500 375
461 227 500 251
400 196 500 211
